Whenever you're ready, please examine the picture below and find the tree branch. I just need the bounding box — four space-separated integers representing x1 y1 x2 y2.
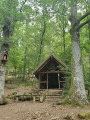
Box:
77 19 90 30
20 0 27 12
73 11 90 27
77 11 90 23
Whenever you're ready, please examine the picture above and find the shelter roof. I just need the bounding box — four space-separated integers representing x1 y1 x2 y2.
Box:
33 55 67 76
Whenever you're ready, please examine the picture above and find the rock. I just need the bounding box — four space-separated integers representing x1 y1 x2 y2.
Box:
0 97 8 105
40 96 44 102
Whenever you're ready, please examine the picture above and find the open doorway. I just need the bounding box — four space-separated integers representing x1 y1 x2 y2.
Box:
48 73 59 89
39 72 65 89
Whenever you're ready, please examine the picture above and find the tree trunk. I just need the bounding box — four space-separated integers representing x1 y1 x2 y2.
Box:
0 0 27 102
62 21 66 60
86 0 90 79
0 43 9 102
68 0 88 105
70 30 88 104
23 47 27 81
15 66 17 78
37 17 46 66
0 64 6 101
0 18 10 103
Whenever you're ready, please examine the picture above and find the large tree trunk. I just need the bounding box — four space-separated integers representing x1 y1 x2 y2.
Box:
0 43 9 103
70 30 88 104
86 0 90 81
0 18 10 103
0 64 5 101
68 0 88 105
0 0 27 103
88 23 90 80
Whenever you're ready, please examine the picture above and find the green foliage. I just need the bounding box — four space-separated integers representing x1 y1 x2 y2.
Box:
0 0 89 96
0 97 8 105
78 112 90 119
63 115 73 120
5 77 38 89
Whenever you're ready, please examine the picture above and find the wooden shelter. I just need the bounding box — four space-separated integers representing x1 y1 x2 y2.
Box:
34 55 67 89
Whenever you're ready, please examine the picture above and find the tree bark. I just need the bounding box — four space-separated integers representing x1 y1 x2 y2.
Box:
0 64 5 101
68 0 88 105
86 0 90 92
88 23 90 79
0 43 9 102
70 30 88 104
0 0 27 102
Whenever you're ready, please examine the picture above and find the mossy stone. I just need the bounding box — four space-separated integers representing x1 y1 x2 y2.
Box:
78 112 90 119
0 97 8 105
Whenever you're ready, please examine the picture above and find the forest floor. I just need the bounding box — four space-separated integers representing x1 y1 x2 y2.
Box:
0 82 90 120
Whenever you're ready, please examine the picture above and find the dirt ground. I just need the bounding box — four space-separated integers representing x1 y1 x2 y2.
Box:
0 86 90 120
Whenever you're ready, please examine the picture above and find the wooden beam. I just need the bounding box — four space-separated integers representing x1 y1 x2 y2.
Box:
39 73 41 89
58 73 60 89
47 73 48 89
40 71 61 74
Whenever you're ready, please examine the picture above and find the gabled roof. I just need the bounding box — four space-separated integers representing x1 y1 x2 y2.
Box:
33 55 67 76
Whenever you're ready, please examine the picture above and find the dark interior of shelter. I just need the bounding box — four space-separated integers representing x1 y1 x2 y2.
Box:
40 73 65 89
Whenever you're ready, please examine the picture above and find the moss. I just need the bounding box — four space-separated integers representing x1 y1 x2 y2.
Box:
0 97 8 105
70 98 85 107
64 57 88 106
63 57 76 106
63 97 70 104
12 92 17 95
7 93 17 99
18 95 33 101
68 87 75 97
62 95 85 107
78 113 90 119
71 98 77 106
56 97 72 106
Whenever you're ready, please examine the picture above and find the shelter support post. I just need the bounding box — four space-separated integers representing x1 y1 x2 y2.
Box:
47 73 48 89
39 73 41 89
58 73 60 89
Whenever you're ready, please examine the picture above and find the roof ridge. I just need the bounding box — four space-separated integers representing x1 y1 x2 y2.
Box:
33 55 67 75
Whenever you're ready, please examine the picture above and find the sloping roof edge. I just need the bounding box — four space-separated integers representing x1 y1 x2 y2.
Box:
33 55 67 75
